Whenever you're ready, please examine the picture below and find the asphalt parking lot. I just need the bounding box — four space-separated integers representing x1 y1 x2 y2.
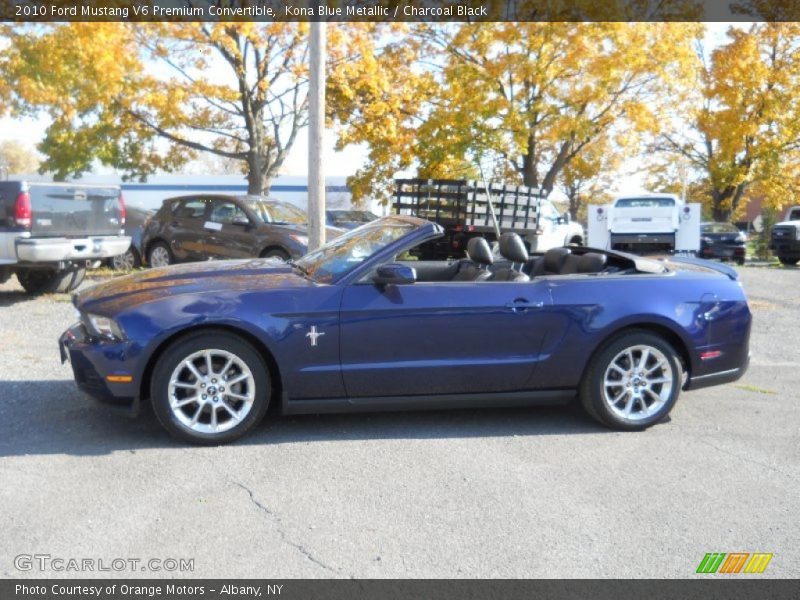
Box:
0 266 798 579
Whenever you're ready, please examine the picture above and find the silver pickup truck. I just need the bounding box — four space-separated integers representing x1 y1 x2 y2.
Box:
0 181 131 294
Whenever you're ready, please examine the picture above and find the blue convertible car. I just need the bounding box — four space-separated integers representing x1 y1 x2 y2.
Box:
60 216 751 444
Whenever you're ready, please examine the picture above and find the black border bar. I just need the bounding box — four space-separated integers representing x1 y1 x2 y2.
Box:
3 0 800 22
3 579 800 600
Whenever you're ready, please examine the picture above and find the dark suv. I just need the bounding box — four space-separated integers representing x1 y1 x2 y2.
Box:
142 195 343 267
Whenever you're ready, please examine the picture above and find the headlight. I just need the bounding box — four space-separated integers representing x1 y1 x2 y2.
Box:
796 228 800 241
289 234 308 246
85 313 125 341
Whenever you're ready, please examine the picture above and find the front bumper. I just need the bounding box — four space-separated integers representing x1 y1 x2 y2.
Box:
17 235 131 263
59 322 141 416
769 238 800 257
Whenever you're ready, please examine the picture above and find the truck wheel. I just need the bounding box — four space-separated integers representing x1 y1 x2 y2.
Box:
111 247 140 270
779 257 798 266
17 265 86 295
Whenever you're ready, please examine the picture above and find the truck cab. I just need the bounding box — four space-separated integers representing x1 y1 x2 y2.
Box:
588 193 701 254
770 206 800 266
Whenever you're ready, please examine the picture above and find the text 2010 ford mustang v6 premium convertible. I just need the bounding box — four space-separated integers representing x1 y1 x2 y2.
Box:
60 216 751 444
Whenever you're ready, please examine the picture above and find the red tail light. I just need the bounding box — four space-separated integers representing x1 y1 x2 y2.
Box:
15 191 31 228
118 194 127 226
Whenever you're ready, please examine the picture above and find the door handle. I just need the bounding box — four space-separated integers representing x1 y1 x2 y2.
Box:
504 298 543 312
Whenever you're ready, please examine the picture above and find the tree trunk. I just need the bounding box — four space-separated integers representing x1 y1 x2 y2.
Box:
521 133 538 188
247 164 266 196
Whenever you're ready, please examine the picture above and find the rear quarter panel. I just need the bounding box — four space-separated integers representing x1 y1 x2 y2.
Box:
539 270 750 388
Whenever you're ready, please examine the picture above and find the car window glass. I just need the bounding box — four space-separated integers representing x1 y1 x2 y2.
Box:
210 201 247 224
541 201 559 220
252 200 307 225
614 197 675 208
175 199 207 219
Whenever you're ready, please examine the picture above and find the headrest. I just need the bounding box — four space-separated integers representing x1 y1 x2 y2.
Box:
578 252 607 273
543 247 571 273
466 237 493 266
499 232 529 263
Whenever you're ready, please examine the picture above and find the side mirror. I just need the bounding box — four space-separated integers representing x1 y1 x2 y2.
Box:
232 215 250 227
374 263 416 286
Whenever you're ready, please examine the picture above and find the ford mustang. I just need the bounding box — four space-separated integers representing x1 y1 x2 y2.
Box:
60 216 751 444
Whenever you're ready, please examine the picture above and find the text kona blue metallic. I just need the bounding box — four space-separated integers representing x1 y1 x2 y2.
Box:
60 216 751 444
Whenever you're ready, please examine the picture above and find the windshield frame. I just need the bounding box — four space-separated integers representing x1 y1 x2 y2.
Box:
293 216 440 285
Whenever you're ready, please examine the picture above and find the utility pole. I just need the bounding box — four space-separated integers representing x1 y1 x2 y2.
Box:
308 21 326 251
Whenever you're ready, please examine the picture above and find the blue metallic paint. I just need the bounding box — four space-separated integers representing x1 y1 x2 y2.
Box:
60 217 751 417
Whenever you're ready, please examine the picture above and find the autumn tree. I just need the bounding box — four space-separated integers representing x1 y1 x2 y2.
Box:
0 139 40 174
0 22 364 194
334 22 701 204
557 134 622 220
657 23 800 221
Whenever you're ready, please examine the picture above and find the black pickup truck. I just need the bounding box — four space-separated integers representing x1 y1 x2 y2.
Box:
0 181 130 294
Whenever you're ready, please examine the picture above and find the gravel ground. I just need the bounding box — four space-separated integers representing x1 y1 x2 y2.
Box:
0 265 798 579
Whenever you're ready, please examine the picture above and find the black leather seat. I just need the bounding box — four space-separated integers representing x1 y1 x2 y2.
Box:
490 233 530 282
531 247 571 276
577 252 607 274
452 237 494 281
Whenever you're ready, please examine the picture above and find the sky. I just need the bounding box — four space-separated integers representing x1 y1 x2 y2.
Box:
0 22 738 194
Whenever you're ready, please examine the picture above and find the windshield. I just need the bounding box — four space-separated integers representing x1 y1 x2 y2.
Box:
251 200 307 225
330 210 378 223
702 223 739 234
295 219 416 284
615 197 675 208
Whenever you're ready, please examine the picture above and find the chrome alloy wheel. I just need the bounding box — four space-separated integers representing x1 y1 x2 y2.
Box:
168 349 256 434
149 246 171 268
602 344 674 422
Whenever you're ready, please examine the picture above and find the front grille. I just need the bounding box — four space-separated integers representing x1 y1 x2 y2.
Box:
772 226 795 240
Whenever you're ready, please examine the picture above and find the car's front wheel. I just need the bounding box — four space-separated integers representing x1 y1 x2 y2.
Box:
580 331 682 431
778 256 798 266
147 242 173 268
151 332 271 444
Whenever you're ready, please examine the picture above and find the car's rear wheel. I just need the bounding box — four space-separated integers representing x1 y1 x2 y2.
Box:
148 242 173 268
580 331 682 431
778 257 798 266
151 332 271 444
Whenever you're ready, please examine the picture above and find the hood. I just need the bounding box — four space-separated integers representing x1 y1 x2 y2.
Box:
75 258 316 315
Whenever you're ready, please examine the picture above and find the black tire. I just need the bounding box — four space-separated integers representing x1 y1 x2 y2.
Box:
778 257 798 266
16 265 86 295
151 331 271 445
261 248 290 261
579 330 682 431
111 247 140 270
736 257 745 266
147 241 173 268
